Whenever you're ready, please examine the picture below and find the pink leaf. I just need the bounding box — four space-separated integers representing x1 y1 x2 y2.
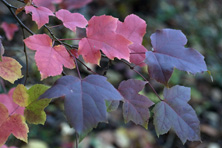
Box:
55 9 88 32
25 6 54 29
60 0 92 10
1 22 19 41
79 15 131 65
24 34 75 79
0 88 24 115
116 14 147 66
33 0 62 12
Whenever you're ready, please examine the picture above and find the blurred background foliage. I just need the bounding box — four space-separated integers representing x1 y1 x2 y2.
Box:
0 0 222 148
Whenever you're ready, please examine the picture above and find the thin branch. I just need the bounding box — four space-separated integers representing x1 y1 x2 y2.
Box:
59 38 81 41
0 79 7 93
22 27 29 85
73 56 82 79
75 132 79 148
121 60 163 101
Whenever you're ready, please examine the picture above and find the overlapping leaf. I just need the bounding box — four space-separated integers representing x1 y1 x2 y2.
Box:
13 84 29 107
116 14 147 66
0 103 28 147
79 15 131 65
24 34 75 79
33 0 62 12
145 29 207 85
39 75 123 134
60 0 92 10
153 85 201 144
1 22 19 41
56 9 88 32
118 79 154 128
25 6 54 29
0 57 23 84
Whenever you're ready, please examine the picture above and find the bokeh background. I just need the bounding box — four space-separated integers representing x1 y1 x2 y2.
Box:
0 0 222 148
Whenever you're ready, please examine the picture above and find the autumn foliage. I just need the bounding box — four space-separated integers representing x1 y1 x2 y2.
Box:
0 0 208 147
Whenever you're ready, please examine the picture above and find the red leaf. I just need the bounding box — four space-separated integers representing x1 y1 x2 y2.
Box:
25 6 54 29
55 9 88 32
0 103 28 146
118 79 154 128
24 34 75 79
60 0 92 10
145 29 207 85
153 85 201 144
0 88 24 115
1 22 19 41
116 14 147 66
33 0 62 12
39 75 123 134
79 15 131 65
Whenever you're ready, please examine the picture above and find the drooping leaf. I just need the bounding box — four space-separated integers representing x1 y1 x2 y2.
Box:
33 0 62 12
0 36 4 61
39 75 123 134
24 84 51 124
60 0 92 10
0 57 23 84
153 85 201 144
25 6 54 29
116 14 147 66
56 9 88 32
118 79 154 128
24 34 75 80
0 88 25 115
0 103 29 147
13 84 29 107
145 29 207 85
1 22 19 41
79 15 131 65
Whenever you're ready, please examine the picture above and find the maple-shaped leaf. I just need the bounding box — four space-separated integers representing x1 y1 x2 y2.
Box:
25 6 54 29
39 75 123 134
0 36 4 61
0 57 23 84
1 22 19 41
79 15 131 65
60 0 92 10
55 9 88 32
24 84 51 124
116 14 147 66
0 88 24 115
33 0 62 12
118 79 154 128
13 84 29 107
0 103 29 147
153 85 201 144
145 29 207 85
24 34 75 79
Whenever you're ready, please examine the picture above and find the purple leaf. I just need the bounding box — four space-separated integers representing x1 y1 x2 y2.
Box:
118 79 154 128
145 29 207 85
39 75 123 134
153 85 201 144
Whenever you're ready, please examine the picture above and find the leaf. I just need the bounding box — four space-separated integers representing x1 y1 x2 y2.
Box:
39 75 123 134
13 84 29 107
106 100 120 112
33 0 62 12
24 34 75 80
1 22 19 41
153 85 201 144
0 103 29 147
79 15 131 65
145 29 207 85
0 36 4 61
116 14 147 66
118 79 154 128
24 84 51 125
0 88 25 115
60 0 92 10
1 145 17 148
25 6 54 29
0 57 23 84
55 9 88 32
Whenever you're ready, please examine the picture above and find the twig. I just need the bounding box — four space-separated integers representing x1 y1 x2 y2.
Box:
0 79 7 93
75 132 79 148
121 60 163 101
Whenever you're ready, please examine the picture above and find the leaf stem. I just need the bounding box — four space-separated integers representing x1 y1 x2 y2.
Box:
75 132 79 148
121 60 163 101
130 52 146 54
0 79 7 93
